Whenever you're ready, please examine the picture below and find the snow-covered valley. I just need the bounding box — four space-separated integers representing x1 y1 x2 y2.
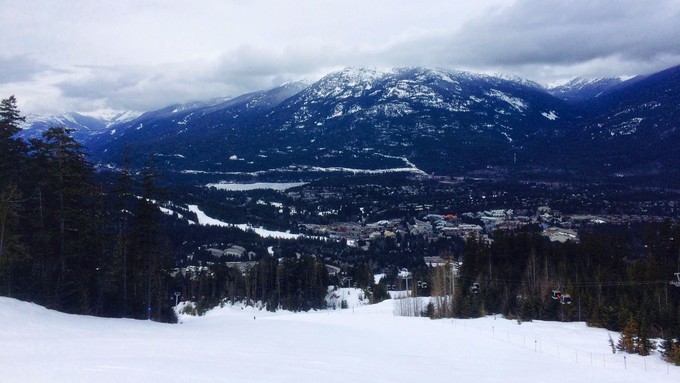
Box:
1 297 677 383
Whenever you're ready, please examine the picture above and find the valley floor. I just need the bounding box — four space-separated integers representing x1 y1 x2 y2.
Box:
0 297 677 382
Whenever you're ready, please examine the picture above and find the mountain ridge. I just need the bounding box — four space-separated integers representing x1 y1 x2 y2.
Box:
19 64 680 182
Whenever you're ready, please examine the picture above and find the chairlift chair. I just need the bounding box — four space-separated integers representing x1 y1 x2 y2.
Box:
551 290 562 300
560 294 572 305
671 272 680 287
470 282 480 294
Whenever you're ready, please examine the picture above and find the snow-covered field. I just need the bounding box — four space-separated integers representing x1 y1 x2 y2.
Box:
206 182 307 191
187 204 301 239
1 296 678 383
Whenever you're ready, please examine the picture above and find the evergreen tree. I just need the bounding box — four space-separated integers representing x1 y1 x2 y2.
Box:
617 317 637 354
0 95 27 182
635 318 656 356
0 96 28 295
661 338 680 365
371 281 390 304
126 156 175 322
112 146 135 317
26 127 98 312
613 315 657 356
0 183 24 296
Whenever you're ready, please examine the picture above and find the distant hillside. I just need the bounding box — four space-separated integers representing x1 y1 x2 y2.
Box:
86 67 574 176
20 64 680 183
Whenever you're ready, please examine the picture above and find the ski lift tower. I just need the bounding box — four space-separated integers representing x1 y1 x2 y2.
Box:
398 268 412 296
450 261 458 302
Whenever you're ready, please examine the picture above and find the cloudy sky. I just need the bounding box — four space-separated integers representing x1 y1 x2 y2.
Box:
1 0 679 115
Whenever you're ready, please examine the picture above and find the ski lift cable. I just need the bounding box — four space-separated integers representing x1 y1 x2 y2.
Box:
454 276 673 288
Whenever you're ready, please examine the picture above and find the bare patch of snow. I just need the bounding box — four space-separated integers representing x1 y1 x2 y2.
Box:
206 182 307 191
486 89 527 112
541 111 559 120
187 205 300 239
500 131 513 142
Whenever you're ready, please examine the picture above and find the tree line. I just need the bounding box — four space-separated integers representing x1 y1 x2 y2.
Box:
176 254 329 314
422 223 680 363
0 96 176 322
0 95 331 321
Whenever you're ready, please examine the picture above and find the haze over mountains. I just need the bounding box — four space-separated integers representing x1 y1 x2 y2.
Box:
21 64 680 182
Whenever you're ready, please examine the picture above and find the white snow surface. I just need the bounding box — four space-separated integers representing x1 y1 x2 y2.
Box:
486 89 528 112
181 156 426 177
79 109 141 124
206 182 307 191
542 110 559 120
500 131 513 142
187 204 300 239
1 296 677 383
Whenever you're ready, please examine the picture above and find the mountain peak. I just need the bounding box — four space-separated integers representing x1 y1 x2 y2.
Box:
78 109 142 127
547 77 623 102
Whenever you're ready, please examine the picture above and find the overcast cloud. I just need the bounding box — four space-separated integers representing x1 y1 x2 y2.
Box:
1 0 678 115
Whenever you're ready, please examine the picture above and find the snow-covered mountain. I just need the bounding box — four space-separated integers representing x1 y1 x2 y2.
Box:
547 77 626 103
88 67 572 175
284 67 557 122
80 109 141 127
19 110 140 142
22 64 680 180
555 65 680 175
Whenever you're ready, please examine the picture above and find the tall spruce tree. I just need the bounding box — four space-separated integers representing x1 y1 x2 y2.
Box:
0 183 23 296
0 96 28 293
126 156 175 322
0 95 27 182
27 126 97 312
112 146 135 317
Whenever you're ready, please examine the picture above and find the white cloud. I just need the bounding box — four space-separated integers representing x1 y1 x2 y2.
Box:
1 0 678 114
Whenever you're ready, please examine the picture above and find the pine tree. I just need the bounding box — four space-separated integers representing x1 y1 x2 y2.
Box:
126 156 175 322
608 333 616 354
0 183 23 296
0 96 28 295
430 262 454 318
617 317 637 353
26 126 97 312
661 338 680 365
636 319 656 356
0 96 27 182
0 185 20 263
112 146 135 317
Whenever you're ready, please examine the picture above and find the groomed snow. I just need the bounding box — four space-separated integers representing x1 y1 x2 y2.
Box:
187 204 300 239
1 297 677 383
206 182 307 191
